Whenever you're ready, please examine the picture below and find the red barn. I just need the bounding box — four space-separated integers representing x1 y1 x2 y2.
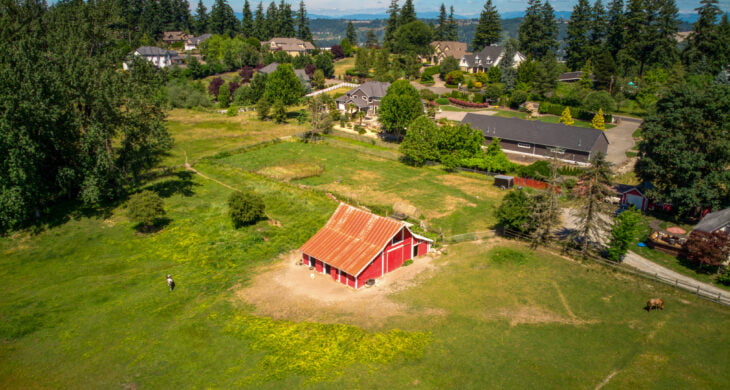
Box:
299 203 432 288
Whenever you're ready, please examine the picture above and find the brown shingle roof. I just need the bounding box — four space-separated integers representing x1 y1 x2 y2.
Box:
264 37 315 52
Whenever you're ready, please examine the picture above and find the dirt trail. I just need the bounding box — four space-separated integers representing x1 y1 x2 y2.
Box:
234 251 443 329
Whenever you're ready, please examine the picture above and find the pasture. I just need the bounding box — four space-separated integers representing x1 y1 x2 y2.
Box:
1 109 729 388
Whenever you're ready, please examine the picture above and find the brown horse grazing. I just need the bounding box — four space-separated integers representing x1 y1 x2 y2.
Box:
646 298 664 311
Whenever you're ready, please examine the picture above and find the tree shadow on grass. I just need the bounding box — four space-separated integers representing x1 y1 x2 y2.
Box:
143 171 198 198
133 217 172 234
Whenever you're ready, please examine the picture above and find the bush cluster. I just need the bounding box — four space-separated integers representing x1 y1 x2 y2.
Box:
228 190 265 228
448 97 490 108
539 102 613 123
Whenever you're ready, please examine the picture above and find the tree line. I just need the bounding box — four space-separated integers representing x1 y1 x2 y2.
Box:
116 0 314 44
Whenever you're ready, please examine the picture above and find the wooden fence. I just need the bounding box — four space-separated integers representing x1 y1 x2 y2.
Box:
443 227 730 307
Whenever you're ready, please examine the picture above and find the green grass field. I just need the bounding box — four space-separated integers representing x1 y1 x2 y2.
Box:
1 109 729 389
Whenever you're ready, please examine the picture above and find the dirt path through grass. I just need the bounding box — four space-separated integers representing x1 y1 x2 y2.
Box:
234 250 444 329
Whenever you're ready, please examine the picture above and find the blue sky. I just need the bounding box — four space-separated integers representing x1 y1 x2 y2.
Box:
212 0 730 16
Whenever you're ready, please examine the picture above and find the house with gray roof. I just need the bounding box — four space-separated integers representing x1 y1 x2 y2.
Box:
461 113 609 165
460 46 526 74
694 208 730 235
335 81 390 116
185 33 213 51
123 46 181 70
258 62 310 83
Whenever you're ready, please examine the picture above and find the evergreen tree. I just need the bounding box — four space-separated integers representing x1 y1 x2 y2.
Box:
566 0 593 70
590 0 608 55
242 0 254 37
648 0 680 70
296 1 313 41
499 38 518 91
446 6 459 41
374 49 391 81
533 53 560 97
266 2 278 37
560 107 575 125
399 0 417 26
605 0 624 57
384 0 400 49
683 0 723 74
365 29 379 48
278 0 296 38
572 153 614 255
435 4 448 41
529 163 561 249
472 0 502 51
346 21 358 45
594 49 617 90
519 0 557 59
591 108 606 129
210 0 238 37
253 2 267 40
606 207 641 261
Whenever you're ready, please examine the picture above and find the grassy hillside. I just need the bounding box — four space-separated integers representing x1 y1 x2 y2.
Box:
1 109 728 388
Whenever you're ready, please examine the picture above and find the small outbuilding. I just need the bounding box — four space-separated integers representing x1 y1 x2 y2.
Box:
494 175 514 189
299 203 432 289
693 208 730 234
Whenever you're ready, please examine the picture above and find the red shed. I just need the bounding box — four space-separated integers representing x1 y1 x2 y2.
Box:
299 203 432 288
620 187 649 211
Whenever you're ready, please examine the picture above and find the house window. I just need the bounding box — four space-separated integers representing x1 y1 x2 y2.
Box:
549 147 565 155
362 96 367 100
518 143 532 149
391 230 403 245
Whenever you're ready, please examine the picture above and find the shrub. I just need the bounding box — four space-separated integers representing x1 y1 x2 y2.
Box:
484 84 505 102
447 97 489 108
226 106 238 116
419 89 437 101
402 259 414 266
208 77 224 97
127 190 165 232
517 160 550 179
435 97 450 105
718 271 730 286
510 90 528 108
228 190 265 228
583 90 616 113
445 70 464 85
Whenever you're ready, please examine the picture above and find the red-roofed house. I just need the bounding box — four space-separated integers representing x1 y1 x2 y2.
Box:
299 203 432 288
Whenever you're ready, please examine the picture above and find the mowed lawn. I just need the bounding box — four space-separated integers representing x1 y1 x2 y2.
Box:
217 138 505 235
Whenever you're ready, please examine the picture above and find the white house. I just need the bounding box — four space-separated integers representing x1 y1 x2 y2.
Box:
460 46 526 73
123 46 179 70
184 33 213 51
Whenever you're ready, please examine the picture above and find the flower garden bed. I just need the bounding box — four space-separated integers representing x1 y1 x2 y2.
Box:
448 97 490 108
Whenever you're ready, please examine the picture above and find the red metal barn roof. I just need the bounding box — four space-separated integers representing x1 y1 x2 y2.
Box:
300 203 405 276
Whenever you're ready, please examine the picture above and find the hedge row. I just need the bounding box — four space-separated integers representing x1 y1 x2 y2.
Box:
538 102 613 123
448 97 490 108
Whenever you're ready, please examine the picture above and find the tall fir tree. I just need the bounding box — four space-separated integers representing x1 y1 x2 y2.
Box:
529 163 561 249
683 0 723 74
472 0 502 51
572 153 614 255
253 2 267 40
296 1 312 41
566 0 593 70
346 21 357 45
648 0 679 69
519 0 544 58
384 0 400 49
618 0 649 76
435 4 448 41
446 6 459 41
242 0 254 37
540 0 559 57
605 0 624 58
590 0 607 52
278 0 296 38
209 0 238 37
365 29 379 48
399 0 417 26
265 1 278 38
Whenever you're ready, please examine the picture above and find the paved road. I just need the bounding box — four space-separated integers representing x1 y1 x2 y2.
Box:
605 116 642 166
622 251 730 303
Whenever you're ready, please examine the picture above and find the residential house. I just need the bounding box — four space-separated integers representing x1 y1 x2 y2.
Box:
426 41 468 65
184 33 213 51
299 203 432 289
461 113 609 165
123 46 181 70
460 46 526 73
335 81 390 116
258 62 310 83
693 208 730 235
263 37 315 56
162 31 189 44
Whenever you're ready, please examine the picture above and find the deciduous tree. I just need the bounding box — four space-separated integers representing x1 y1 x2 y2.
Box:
636 84 730 216
127 191 166 233
264 63 303 105
378 80 424 137
228 190 265 228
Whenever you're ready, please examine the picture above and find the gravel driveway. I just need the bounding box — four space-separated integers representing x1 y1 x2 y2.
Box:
605 116 642 166
622 251 730 303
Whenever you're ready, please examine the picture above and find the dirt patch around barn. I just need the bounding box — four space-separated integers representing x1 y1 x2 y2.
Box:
234 250 443 329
